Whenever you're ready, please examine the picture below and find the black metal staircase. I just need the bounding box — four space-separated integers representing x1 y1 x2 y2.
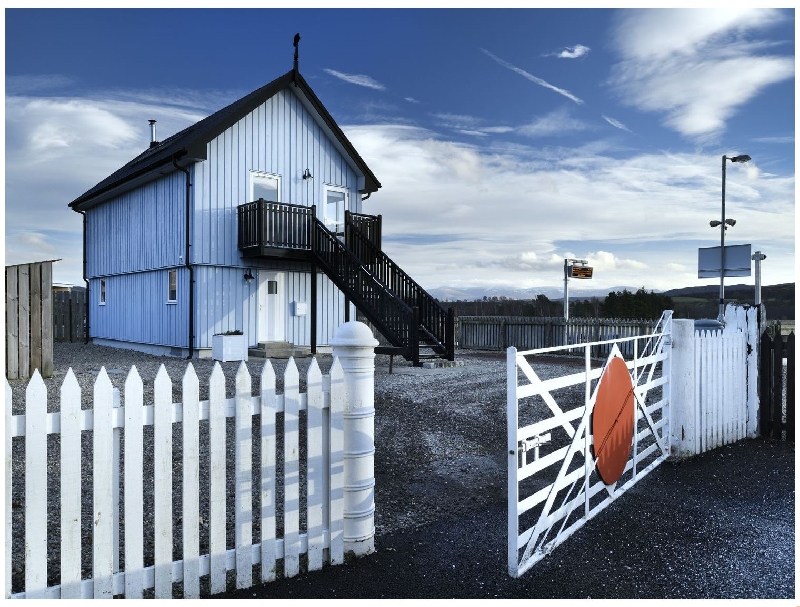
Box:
312 215 454 366
238 199 455 366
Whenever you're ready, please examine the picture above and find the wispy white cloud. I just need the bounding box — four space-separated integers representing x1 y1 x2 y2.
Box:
609 8 794 142
6 74 76 94
602 115 631 132
433 113 481 128
323 68 386 91
551 44 591 59
405 97 420 104
456 129 489 138
753 135 794 144
519 108 589 138
480 48 584 104
433 113 514 137
17 232 57 253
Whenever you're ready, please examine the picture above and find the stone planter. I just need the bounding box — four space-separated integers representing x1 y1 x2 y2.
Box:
212 334 247 362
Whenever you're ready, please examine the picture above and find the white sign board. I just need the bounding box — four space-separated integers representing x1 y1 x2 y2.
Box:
698 244 752 278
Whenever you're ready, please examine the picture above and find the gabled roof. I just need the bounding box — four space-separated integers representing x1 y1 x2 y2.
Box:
69 69 381 210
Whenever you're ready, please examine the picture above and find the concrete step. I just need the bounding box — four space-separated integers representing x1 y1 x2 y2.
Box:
249 341 310 360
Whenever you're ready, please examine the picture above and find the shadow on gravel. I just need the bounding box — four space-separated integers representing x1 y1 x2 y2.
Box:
216 439 794 600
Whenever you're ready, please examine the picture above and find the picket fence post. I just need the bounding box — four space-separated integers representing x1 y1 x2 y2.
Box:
331 321 378 557
669 319 697 457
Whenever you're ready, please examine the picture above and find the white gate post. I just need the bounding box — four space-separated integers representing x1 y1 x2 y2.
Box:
669 319 698 457
745 306 760 438
331 321 379 557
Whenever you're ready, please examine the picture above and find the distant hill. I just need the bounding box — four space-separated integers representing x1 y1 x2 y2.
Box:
435 283 794 320
665 283 794 320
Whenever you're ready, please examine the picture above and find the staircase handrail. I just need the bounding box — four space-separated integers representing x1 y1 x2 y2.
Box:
311 217 417 356
345 213 452 357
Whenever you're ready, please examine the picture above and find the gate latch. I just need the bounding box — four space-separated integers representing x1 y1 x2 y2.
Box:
519 433 551 460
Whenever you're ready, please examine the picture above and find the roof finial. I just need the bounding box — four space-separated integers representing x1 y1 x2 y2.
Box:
293 33 300 74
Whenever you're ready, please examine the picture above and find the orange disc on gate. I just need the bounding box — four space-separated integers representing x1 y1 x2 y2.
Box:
591 356 635 485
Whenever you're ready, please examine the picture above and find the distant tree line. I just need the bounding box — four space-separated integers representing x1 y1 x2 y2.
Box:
440 288 672 321
593 288 673 320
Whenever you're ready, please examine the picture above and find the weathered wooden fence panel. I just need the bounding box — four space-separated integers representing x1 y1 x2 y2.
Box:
6 357 353 598
6 261 57 380
760 332 795 441
53 289 87 343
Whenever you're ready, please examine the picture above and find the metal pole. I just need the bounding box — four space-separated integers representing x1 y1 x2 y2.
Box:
719 154 726 322
752 251 766 305
563 259 569 346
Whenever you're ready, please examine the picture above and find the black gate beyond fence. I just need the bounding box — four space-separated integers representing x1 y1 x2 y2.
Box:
760 332 795 441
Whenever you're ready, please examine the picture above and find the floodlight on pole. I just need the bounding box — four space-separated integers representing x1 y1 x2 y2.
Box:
716 153 751 322
563 258 589 345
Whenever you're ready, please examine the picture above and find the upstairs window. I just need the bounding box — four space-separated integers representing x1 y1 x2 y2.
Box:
250 171 280 203
100 279 106 305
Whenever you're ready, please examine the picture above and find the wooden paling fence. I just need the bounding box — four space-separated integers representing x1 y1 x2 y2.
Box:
759 332 795 441
6 358 348 599
6 261 56 380
459 316 657 357
53 290 87 343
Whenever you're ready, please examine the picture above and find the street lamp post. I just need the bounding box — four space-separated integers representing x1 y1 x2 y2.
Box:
713 154 750 322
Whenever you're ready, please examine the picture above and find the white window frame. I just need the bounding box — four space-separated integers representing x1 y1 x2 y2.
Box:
167 269 177 304
249 170 281 203
99 279 106 305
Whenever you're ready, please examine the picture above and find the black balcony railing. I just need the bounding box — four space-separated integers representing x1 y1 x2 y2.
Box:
238 199 313 254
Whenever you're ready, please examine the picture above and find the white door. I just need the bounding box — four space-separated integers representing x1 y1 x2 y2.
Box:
323 185 348 238
257 271 285 342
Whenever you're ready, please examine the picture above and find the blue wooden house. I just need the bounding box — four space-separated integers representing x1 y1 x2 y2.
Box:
69 42 453 365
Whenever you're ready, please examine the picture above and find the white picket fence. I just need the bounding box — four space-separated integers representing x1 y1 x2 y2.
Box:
670 304 759 457
6 357 348 599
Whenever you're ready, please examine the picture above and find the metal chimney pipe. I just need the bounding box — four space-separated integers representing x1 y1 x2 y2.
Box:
149 120 158 147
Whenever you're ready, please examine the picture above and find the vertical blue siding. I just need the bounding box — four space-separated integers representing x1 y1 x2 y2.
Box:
194 265 257 349
194 265 350 349
192 87 363 267
283 271 351 347
86 171 186 277
90 269 188 347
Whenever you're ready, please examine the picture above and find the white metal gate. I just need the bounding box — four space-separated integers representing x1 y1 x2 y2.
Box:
508 311 673 577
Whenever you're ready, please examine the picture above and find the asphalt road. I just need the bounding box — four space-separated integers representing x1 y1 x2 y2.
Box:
214 437 794 600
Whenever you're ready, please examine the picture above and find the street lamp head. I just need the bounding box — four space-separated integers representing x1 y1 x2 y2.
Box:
725 218 736 226
730 154 751 163
710 220 722 227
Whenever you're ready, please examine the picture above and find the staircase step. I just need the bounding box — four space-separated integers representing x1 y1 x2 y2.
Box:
249 342 310 360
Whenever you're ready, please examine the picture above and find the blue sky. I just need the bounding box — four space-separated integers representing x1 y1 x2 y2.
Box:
4 7 796 297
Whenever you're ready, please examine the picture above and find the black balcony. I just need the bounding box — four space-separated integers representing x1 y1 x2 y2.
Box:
238 200 382 260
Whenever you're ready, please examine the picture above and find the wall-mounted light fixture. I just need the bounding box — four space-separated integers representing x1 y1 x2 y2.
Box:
244 270 254 283
302 168 313 180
